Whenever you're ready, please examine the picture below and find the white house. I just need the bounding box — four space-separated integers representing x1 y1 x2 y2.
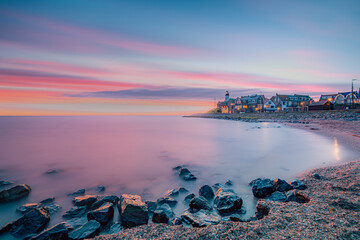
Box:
264 99 276 112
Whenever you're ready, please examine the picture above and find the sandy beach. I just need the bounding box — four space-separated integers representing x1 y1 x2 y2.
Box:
94 110 360 239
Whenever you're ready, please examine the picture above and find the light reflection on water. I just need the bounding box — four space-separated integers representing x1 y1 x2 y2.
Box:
0 116 356 237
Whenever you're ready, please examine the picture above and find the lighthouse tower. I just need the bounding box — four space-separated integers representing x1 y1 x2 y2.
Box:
225 91 230 102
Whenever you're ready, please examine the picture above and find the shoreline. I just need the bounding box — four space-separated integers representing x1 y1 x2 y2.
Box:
93 111 360 239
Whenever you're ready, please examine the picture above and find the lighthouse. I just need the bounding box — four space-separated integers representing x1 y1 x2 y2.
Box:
225 91 230 102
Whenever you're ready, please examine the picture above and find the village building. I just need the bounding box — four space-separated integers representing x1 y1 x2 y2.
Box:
264 99 276 112
273 94 312 112
239 94 265 113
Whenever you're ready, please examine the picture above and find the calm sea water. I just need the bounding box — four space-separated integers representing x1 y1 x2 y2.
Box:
0 116 356 238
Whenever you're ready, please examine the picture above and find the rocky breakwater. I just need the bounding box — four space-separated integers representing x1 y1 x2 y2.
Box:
118 194 149 228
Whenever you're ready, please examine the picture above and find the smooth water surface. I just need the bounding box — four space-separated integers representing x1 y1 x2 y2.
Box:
0 116 356 238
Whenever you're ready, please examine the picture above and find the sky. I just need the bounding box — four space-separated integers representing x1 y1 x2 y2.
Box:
0 0 359 115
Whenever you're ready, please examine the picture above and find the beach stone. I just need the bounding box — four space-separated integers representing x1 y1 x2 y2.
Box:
87 202 114 224
291 179 307 190
166 188 179 196
287 190 310 203
199 185 215 200
255 200 270 219
32 222 72 240
189 196 212 211
63 206 87 219
108 223 123 234
97 185 106 192
214 188 243 214
65 217 88 229
68 220 100 240
252 178 276 198
0 180 13 186
1 207 50 237
91 195 119 210
145 200 157 212
229 214 250 222
73 195 97 207
157 196 177 207
273 179 293 192
118 194 149 228
16 203 42 214
0 184 31 202
181 209 221 227
173 218 182 225
184 193 195 203
152 204 174 224
179 167 197 181
68 189 85 196
265 191 287 202
313 173 321 179
178 187 188 193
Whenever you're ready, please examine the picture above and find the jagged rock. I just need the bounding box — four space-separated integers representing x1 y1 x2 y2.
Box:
199 185 215 200
97 185 105 192
65 217 88 229
273 179 293 192
40 197 55 204
152 204 174 224
184 193 195 203
172 166 182 170
265 191 287 202
189 196 212 210
225 180 233 186
118 194 149 228
87 202 114 224
32 222 72 240
252 178 276 198
178 168 197 181
0 184 31 202
16 203 42 214
255 200 270 219
287 190 310 203
157 197 177 207
212 183 223 191
108 223 123 234
44 203 61 214
91 195 119 210
214 188 243 214
68 220 100 239
63 206 87 219
68 189 85 196
0 180 13 186
173 218 182 225
178 187 188 193
181 209 221 227
73 195 97 207
166 189 179 196
291 179 307 190
145 201 157 212
1 207 50 237
249 178 263 186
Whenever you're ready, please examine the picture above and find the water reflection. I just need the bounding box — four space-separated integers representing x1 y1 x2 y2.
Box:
334 137 341 161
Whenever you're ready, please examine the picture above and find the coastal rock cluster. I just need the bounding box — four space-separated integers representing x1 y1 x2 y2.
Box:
0 167 310 239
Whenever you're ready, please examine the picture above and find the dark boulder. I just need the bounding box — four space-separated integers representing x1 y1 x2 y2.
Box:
157 196 177 207
273 179 293 192
265 191 287 202
16 203 42 214
165 189 179 196
91 195 119 210
255 200 270 219
87 202 114 224
252 178 276 198
184 193 195 203
65 217 88 229
189 196 212 211
225 180 233 186
0 184 31 202
199 185 215 200
68 189 85 196
118 194 149 228
287 190 310 203
313 173 321 179
291 179 307 190
145 201 157 212
40 197 55 205
0 180 13 186
249 178 263 186
63 206 87 219
229 214 250 222
214 188 243 214
44 169 60 175
73 195 97 207
181 209 221 227
179 168 197 181
97 185 106 192
178 187 188 193
152 204 174 224
1 207 50 237
173 218 182 225
68 220 100 240
212 183 223 191
44 203 61 215
32 222 72 240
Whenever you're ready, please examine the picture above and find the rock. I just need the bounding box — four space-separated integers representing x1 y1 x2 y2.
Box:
199 185 215 200
65 217 88 229
214 188 243 214
287 190 310 203
0 184 31 202
165 189 179 196
68 189 85 196
16 203 42 214
184 193 195 203
249 178 263 186
68 220 100 240
179 168 197 181
44 169 59 175
32 222 72 240
181 209 221 227
252 178 276 198
157 197 177 207
225 180 233 186
0 180 13 186
172 166 182 170
229 214 250 222
291 179 307 190
273 179 293 192
1 207 50 237
212 183 223 191
173 218 182 225
73 195 97 207
87 202 114 224
118 194 149 228
313 173 321 179
145 201 157 212
255 200 270 219
97 185 106 192
44 203 61 214
108 223 123 234
152 204 174 224
178 187 188 193
63 206 87 219
40 197 55 205
91 195 119 210
265 191 287 202
189 196 212 211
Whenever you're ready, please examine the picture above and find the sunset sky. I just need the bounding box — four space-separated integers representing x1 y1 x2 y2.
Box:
0 0 359 115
